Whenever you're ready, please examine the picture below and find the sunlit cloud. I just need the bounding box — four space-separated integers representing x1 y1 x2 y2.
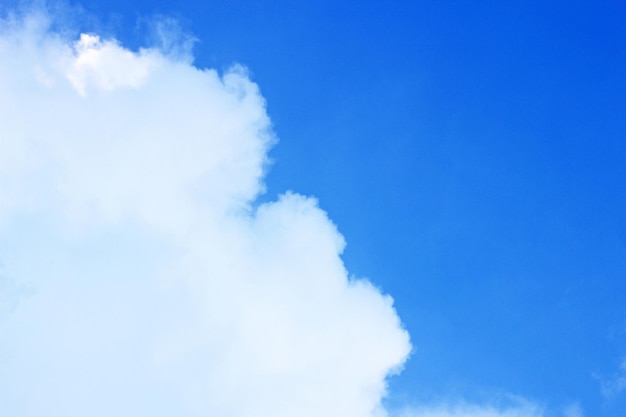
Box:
0 10 410 417
0 6 565 417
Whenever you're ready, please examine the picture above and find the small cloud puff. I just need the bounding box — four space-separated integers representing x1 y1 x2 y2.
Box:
397 403 544 417
66 33 163 95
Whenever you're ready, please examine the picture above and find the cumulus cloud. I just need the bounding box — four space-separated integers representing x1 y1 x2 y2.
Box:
0 10 411 417
0 8 557 417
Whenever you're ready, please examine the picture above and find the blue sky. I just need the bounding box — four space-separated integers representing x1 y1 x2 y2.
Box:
1 1 625 416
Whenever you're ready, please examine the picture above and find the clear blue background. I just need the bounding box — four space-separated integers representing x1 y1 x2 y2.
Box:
4 0 626 415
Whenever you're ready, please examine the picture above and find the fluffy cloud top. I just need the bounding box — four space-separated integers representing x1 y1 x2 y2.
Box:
0 11 410 417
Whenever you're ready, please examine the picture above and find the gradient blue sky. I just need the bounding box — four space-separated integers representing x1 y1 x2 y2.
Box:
2 1 626 416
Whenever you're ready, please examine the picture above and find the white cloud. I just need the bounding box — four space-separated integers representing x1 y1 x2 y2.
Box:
396 400 544 417
0 11 411 417
396 394 544 417
66 33 163 95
